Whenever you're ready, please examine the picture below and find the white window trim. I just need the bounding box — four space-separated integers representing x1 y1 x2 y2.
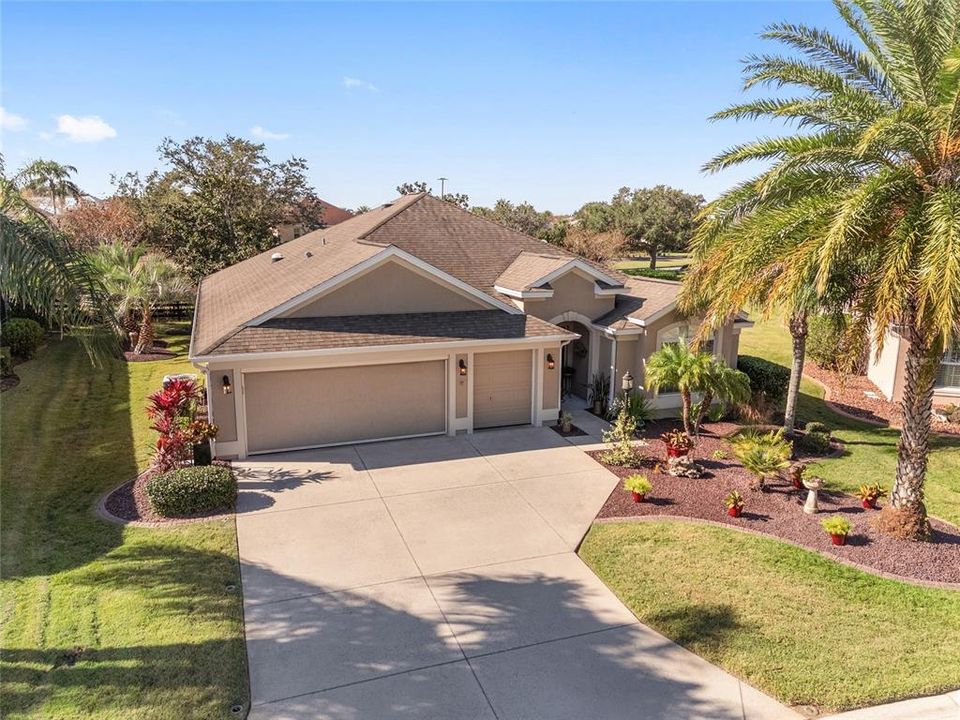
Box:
936 339 960 390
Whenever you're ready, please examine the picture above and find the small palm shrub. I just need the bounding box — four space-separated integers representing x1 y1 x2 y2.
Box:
606 391 652 428
731 429 792 491
146 465 236 517
600 409 643 467
1 318 45 358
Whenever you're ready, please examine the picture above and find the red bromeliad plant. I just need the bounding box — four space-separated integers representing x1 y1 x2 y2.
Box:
146 379 203 472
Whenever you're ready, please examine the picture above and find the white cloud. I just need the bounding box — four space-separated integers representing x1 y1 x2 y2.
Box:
56 114 117 143
0 107 28 132
342 77 379 93
250 125 290 140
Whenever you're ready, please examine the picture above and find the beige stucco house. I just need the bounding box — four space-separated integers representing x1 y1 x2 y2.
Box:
867 330 960 405
189 193 749 458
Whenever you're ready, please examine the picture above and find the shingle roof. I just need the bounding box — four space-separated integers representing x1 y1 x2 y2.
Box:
495 252 576 291
593 277 682 330
192 195 421 356
191 193 630 357
206 311 576 356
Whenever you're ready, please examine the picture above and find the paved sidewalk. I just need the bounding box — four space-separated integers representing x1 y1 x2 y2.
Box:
233 420 798 719
822 691 960 720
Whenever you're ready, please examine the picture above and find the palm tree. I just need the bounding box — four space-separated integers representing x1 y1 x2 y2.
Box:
686 0 960 538
1 157 112 357
13 159 83 218
645 342 749 437
693 356 751 436
87 243 191 353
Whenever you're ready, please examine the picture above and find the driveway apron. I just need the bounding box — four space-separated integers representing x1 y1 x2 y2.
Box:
234 424 798 720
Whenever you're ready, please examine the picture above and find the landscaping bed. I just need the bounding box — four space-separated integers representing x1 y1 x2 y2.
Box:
122 346 177 362
591 419 960 586
804 360 960 436
103 461 234 525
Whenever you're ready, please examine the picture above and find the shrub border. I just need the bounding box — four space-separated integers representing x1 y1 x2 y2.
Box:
95 469 235 528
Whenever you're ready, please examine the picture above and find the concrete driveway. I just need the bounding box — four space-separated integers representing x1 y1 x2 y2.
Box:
234 423 797 720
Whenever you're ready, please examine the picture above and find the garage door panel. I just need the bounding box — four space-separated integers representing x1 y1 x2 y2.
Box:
474 350 532 429
245 361 446 453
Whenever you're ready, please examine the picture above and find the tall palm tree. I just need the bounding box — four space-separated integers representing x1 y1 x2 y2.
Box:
1 156 112 359
685 0 960 539
87 243 191 353
13 159 83 218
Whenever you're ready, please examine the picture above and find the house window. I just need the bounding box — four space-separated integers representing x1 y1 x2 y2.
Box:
937 339 960 389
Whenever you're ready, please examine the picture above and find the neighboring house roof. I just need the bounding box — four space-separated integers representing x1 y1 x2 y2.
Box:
206 311 575 357
593 277 682 330
318 199 353 226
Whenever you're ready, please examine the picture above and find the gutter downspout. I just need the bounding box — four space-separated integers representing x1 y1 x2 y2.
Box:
608 335 618 408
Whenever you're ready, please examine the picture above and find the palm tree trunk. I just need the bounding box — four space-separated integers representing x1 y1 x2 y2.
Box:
681 391 692 436
877 327 937 540
784 311 808 436
134 306 154 354
694 389 714 439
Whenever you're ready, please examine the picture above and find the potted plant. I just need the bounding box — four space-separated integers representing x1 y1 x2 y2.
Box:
589 372 610 416
623 474 652 503
660 430 693 458
723 490 745 517
186 419 219 466
559 411 574 433
855 482 886 509
821 516 852 546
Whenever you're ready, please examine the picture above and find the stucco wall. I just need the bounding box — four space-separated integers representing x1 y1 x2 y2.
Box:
210 368 238 443
867 329 902 401
524 270 615 324
542 344 561 410
284 259 487 317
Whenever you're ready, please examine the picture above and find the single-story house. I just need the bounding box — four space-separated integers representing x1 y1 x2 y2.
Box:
189 193 750 458
867 330 960 405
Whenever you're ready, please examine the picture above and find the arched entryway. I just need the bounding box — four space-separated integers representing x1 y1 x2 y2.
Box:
558 321 591 399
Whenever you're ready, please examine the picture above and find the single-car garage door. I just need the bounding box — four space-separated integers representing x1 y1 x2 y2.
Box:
244 360 446 453
474 350 533 429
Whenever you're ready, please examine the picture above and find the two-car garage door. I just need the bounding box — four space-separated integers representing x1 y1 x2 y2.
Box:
244 361 447 454
241 350 535 454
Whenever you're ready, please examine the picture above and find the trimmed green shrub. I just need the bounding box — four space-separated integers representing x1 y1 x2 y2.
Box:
737 355 790 406
804 421 829 435
797 431 832 455
1 318 45 359
145 465 236 517
621 268 683 281
806 314 866 372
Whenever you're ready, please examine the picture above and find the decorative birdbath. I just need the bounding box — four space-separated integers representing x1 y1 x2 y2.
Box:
802 475 824 514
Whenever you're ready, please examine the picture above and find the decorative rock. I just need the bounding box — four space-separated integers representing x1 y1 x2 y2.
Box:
666 455 706 479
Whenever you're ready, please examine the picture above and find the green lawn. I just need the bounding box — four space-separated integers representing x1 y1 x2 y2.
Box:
738 315 960 526
580 521 960 712
613 253 691 271
580 314 960 713
0 326 248 719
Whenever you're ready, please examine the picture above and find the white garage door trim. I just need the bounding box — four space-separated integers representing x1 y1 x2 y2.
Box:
473 349 534 429
241 359 448 455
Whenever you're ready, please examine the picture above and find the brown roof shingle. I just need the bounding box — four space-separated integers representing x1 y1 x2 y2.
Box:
593 277 681 329
206 311 576 356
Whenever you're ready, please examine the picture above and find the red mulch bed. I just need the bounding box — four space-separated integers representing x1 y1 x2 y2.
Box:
593 419 960 586
805 362 960 436
122 347 177 363
104 462 233 524
1 375 20 393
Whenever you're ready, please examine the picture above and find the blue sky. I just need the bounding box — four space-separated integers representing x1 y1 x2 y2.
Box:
2 2 842 213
